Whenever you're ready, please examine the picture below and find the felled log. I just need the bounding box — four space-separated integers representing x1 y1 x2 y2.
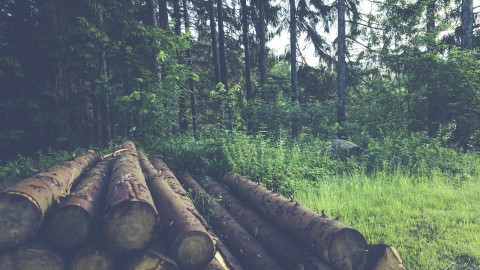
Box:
44 159 112 249
70 247 115 270
198 176 332 270
138 152 215 270
0 152 99 249
126 241 179 270
223 172 369 270
0 242 64 270
176 172 283 270
151 158 243 270
366 244 405 270
102 141 159 254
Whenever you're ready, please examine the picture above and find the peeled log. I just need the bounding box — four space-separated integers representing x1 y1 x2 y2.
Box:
176 172 283 270
138 152 215 270
198 176 332 270
44 159 112 249
150 158 243 270
223 172 368 270
102 141 159 254
366 244 405 270
0 152 99 249
0 242 64 270
70 247 115 270
126 241 179 270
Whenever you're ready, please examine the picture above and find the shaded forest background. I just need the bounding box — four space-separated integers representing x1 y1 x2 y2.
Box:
1 0 479 162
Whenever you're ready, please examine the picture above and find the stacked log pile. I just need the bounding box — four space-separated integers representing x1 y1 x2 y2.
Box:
0 141 405 270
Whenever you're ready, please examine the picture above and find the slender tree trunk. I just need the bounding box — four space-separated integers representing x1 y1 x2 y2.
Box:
216 0 232 130
174 0 181 35
159 0 169 30
259 0 267 88
426 1 436 50
99 11 112 143
290 0 299 139
183 0 198 138
337 0 347 139
223 173 369 270
146 0 158 27
208 0 221 85
241 0 254 133
462 0 473 50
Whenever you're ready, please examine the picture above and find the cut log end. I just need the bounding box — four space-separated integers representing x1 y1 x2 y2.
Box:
70 249 115 270
44 205 92 248
103 201 158 254
328 228 368 270
0 193 42 249
172 230 215 269
127 253 179 270
0 243 64 270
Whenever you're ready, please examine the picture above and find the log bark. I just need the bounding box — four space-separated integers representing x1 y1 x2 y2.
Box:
0 152 99 249
102 141 159 254
223 173 368 270
126 241 179 270
0 242 64 270
138 152 215 270
176 172 283 270
150 158 243 270
44 159 111 249
366 244 405 270
198 176 332 270
70 247 115 270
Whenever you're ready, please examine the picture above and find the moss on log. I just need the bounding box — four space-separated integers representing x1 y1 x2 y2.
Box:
0 152 99 249
223 172 368 270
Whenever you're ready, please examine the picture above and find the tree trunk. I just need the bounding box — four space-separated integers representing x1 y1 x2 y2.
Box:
176 173 283 270
102 141 159 254
0 153 99 249
462 0 473 50
216 0 228 90
290 0 299 139
183 0 198 137
159 0 169 30
0 242 64 270
198 176 333 270
70 247 115 270
150 159 244 270
223 173 368 270
208 0 221 85
126 241 179 270
426 1 436 50
337 0 347 139
137 152 215 270
366 244 405 270
146 0 158 27
241 0 254 133
43 159 111 249
259 0 267 88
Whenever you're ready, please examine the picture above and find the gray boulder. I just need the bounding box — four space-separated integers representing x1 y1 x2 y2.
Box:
331 139 364 159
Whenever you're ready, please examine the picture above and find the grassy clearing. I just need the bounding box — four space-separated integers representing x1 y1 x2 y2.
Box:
293 172 480 269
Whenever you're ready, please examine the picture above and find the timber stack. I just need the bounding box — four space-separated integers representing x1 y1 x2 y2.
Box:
0 140 405 270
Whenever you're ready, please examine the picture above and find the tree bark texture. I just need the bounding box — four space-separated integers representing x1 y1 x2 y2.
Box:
223 173 368 270
183 0 198 138
159 0 169 30
290 0 299 139
462 0 474 50
138 152 215 270
216 0 228 90
337 0 347 139
150 158 244 270
259 0 267 87
43 159 111 249
366 244 405 270
126 241 179 270
102 141 159 254
176 172 283 270
198 176 333 270
241 0 253 102
208 0 221 85
70 247 115 270
0 152 99 249
0 242 65 270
